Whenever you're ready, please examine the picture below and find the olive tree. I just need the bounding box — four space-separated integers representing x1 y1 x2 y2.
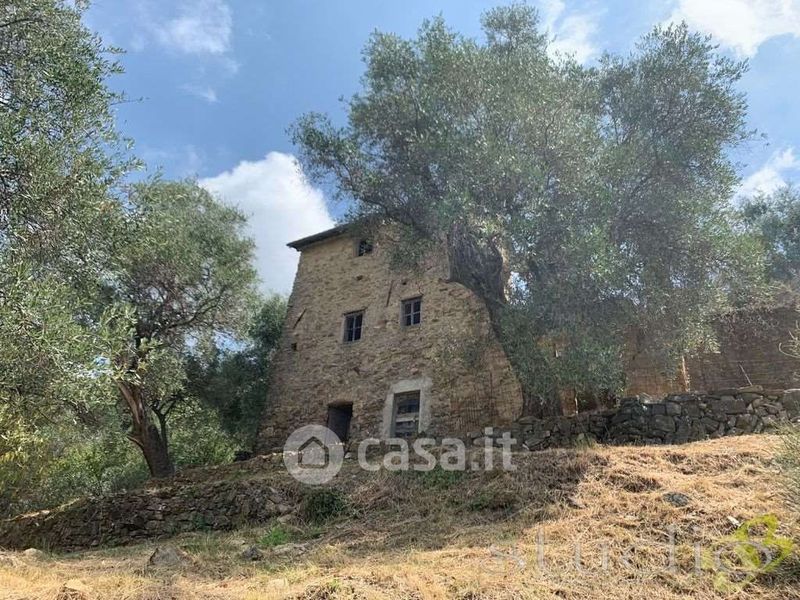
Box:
0 0 132 419
292 6 763 414
104 180 259 477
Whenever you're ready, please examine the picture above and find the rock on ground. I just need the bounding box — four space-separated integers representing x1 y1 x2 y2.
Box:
147 545 192 568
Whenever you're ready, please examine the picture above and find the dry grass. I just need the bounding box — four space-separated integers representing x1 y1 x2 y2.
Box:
1 435 799 600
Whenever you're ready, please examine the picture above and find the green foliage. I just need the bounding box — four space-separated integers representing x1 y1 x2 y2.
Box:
168 403 239 468
0 1 268 503
258 524 294 548
292 6 765 412
741 186 800 285
301 488 348 524
405 466 464 490
0 405 148 517
0 0 134 427
0 398 241 517
187 296 287 447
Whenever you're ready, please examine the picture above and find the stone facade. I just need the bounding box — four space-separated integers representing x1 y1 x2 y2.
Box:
256 225 799 451
255 227 524 452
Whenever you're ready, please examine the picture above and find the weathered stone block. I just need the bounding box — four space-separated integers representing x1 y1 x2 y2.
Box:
717 397 747 414
650 415 676 433
782 390 800 416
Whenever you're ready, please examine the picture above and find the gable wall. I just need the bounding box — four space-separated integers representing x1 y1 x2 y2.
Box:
255 232 524 452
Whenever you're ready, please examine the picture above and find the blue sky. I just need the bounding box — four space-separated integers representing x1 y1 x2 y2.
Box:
84 0 800 293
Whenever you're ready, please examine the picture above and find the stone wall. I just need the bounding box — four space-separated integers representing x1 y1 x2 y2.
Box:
470 387 800 450
256 229 524 452
624 307 800 397
0 462 294 550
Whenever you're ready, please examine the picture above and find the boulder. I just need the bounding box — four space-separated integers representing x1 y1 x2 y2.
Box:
717 397 747 415
523 431 551 449
650 415 676 433
271 542 307 556
22 548 45 560
147 546 192 568
738 385 764 393
782 390 800 417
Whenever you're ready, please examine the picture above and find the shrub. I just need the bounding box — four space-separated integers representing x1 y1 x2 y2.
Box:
259 524 294 548
302 488 348 524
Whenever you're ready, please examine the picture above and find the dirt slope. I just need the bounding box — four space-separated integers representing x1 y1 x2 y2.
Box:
0 435 798 599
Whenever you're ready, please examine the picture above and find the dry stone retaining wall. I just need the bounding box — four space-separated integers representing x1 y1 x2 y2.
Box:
471 387 800 449
0 463 294 551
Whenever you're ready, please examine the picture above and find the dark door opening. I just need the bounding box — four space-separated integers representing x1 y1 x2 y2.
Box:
326 404 353 442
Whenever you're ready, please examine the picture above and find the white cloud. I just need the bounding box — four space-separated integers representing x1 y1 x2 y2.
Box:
738 147 800 197
539 0 600 63
181 83 218 103
200 153 335 295
154 0 233 55
667 0 800 57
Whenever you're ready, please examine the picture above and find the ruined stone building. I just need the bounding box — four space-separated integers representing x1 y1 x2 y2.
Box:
256 225 799 451
255 225 525 451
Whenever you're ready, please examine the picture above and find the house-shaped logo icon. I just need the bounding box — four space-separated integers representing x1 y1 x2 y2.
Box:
283 424 343 484
297 436 330 469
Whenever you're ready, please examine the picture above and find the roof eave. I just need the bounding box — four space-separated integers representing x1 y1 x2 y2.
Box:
286 224 349 250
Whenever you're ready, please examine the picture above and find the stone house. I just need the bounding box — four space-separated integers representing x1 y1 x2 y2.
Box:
256 225 800 452
255 225 524 451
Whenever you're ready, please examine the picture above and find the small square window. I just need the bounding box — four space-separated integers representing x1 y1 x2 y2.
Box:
344 311 364 342
393 391 420 438
401 297 422 327
356 239 373 256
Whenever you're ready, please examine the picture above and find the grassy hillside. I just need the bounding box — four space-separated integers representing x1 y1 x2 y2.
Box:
1 435 798 599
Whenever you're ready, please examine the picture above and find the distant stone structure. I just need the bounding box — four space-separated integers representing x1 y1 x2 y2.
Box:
625 306 799 397
256 225 799 451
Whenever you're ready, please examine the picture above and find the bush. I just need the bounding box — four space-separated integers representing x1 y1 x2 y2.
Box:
0 401 239 517
301 488 348 524
0 412 148 517
259 524 294 547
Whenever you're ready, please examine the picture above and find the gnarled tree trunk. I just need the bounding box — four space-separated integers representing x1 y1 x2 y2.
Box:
446 225 563 418
116 380 175 478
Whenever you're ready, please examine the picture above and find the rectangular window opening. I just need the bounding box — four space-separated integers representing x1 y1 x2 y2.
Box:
402 297 422 327
344 311 364 343
393 391 420 438
356 239 373 256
